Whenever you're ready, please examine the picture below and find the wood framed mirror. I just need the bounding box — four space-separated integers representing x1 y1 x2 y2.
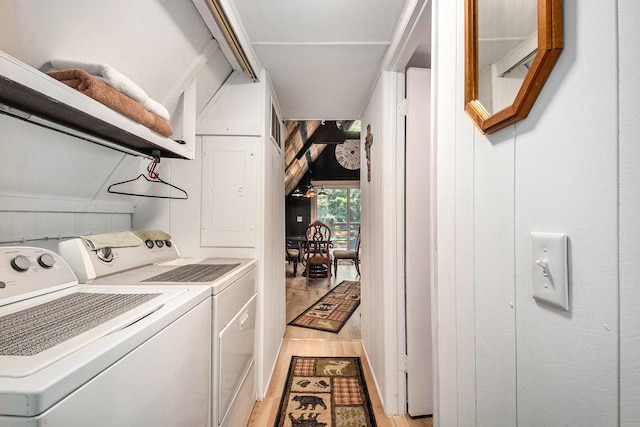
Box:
465 0 563 134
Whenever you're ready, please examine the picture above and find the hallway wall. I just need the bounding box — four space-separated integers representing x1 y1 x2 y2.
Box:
434 0 634 425
360 70 404 415
618 0 640 424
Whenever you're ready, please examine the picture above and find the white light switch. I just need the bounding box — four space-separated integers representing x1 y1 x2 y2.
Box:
531 232 569 311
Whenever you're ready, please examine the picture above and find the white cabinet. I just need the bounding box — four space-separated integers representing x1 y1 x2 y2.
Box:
201 136 257 247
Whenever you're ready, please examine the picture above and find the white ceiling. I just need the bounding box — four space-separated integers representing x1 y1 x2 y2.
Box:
229 0 411 120
477 0 537 72
478 0 536 39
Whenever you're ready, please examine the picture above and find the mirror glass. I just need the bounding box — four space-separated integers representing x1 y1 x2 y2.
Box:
465 0 562 134
477 0 537 115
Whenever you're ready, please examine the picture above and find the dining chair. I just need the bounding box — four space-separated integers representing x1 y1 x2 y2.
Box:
303 220 332 282
333 227 360 276
286 243 299 276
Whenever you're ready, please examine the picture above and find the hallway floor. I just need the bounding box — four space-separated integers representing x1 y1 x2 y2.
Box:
247 261 432 426
285 259 361 339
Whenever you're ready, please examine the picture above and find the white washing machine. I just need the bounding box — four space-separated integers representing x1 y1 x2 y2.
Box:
0 246 212 427
59 231 258 427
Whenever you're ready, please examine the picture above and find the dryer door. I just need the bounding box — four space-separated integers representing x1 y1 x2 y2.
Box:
218 294 257 425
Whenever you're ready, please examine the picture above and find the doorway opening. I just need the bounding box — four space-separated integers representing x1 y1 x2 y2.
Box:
284 120 362 340
284 183 362 339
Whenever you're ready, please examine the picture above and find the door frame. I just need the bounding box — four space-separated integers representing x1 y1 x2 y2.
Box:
382 0 436 417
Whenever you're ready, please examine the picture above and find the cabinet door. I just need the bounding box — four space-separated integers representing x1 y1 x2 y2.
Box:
201 136 257 247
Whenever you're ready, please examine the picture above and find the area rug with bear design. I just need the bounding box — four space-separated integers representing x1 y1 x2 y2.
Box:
274 356 376 427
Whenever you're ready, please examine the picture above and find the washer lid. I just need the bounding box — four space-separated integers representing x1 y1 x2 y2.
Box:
141 263 240 282
91 257 257 295
0 286 186 378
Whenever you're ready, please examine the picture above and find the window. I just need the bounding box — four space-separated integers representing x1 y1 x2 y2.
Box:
270 102 281 148
313 183 360 250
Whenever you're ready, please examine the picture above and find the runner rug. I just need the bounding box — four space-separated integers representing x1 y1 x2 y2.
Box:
288 280 360 333
274 356 377 427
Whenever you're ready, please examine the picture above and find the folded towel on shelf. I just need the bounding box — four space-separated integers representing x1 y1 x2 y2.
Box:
131 230 172 242
50 59 170 121
81 231 143 250
47 69 173 137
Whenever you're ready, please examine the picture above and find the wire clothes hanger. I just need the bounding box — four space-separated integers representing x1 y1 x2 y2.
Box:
107 154 188 200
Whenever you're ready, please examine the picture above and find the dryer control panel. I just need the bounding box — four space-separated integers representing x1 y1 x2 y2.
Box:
0 247 77 304
59 232 180 283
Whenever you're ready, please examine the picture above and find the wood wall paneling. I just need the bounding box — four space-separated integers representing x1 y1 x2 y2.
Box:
309 145 361 181
284 133 360 233
285 198 311 237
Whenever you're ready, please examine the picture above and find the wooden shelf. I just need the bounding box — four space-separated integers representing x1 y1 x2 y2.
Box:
0 51 194 159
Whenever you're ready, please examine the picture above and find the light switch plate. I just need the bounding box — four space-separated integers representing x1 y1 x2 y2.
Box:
531 232 569 310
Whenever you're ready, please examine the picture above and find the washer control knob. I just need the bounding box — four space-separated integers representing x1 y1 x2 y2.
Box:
11 255 31 272
97 247 114 263
165 240 172 248
0 281 6 289
145 240 154 249
38 253 56 269
155 240 164 248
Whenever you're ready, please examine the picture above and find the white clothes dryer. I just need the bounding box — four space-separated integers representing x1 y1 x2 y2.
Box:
59 231 258 427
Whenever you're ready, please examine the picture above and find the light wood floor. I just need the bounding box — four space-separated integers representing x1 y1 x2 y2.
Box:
284 260 361 340
247 261 433 427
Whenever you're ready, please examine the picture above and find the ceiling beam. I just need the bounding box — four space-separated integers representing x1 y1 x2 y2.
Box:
284 120 328 195
285 143 326 195
284 120 321 168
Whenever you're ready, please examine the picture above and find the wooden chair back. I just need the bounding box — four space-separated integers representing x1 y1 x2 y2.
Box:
305 220 331 258
304 220 332 279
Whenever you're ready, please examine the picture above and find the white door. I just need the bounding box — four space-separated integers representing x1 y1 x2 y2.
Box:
405 67 433 416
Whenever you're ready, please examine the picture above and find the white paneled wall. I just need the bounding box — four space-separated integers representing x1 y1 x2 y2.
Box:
0 211 132 252
514 1 618 422
0 115 126 200
433 0 461 425
0 113 136 251
360 74 386 410
360 70 404 415
259 78 286 398
619 0 640 425
434 0 626 425
474 126 516 427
